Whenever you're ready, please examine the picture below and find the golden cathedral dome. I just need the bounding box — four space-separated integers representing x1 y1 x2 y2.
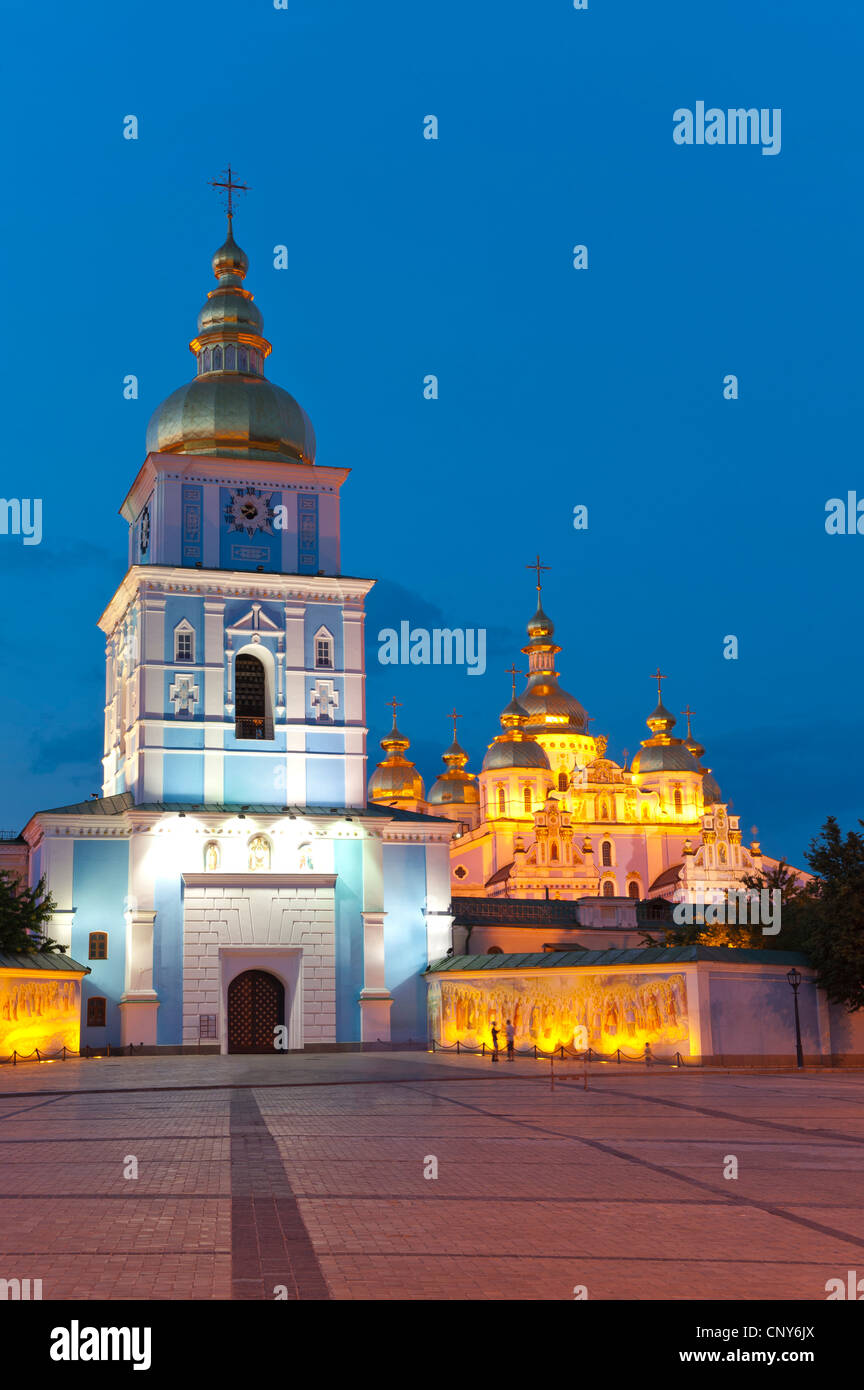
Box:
367 708 425 804
145 220 316 464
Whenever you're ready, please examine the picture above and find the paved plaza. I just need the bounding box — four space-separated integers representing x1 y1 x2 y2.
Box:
0 1052 862 1300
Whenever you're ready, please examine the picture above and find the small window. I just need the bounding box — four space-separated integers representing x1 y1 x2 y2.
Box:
87 997 107 1027
203 348 212 371
315 637 333 669
550 842 559 863
558 772 568 792
454 865 468 880
627 881 640 899
497 787 506 815
488 945 503 954
602 881 615 898
601 840 612 867
238 349 248 372
523 788 532 813
225 344 236 370
674 789 683 813
213 346 223 371
175 626 194 662
88 932 108 961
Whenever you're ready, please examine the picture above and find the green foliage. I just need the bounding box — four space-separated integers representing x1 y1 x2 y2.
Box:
0 872 65 954
640 817 864 1012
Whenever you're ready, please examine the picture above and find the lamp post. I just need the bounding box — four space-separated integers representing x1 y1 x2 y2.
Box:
786 967 804 1070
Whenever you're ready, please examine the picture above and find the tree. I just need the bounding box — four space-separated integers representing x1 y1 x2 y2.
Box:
0 872 65 954
640 818 864 1012
794 817 864 1012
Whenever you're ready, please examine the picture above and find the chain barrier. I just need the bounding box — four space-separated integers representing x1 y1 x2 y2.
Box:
0 1042 147 1067
429 1039 700 1066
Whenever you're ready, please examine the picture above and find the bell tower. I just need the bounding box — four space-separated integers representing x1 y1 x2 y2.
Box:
99 183 370 809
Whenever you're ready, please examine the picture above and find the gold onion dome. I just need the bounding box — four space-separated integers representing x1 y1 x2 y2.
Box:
367 710 425 803
519 601 587 731
145 220 316 464
482 697 550 771
428 738 479 806
631 696 700 774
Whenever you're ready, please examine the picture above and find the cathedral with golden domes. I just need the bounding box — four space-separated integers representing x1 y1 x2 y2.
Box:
367 574 776 948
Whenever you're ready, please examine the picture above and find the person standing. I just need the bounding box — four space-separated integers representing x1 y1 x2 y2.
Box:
490 1021 500 1062
505 1018 516 1061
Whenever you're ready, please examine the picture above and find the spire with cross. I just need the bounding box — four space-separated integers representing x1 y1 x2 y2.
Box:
505 664 522 700
650 666 667 703
447 707 462 742
526 554 550 597
681 704 696 738
209 165 250 229
386 696 403 728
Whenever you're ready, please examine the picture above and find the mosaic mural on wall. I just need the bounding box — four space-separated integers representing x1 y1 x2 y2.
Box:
0 976 81 1058
428 970 690 1056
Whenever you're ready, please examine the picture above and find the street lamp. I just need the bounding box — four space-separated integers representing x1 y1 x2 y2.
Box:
786 967 804 1070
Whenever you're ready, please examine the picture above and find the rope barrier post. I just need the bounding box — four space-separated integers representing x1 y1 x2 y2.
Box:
616 1047 621 1064
456 1040 460 1055
550 1055 554 1091
12 1050 16 1067
645 1042 653 1068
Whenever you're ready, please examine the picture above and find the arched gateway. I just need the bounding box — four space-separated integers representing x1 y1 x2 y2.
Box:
227 970 285 1054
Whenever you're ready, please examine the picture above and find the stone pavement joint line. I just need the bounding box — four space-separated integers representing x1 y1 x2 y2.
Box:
230 1090 330 1301
404 1083 864 1256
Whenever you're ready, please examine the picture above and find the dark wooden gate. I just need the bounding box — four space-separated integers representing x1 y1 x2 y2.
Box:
227 970 285 1054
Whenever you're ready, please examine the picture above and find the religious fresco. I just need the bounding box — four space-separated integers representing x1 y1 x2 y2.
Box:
428 970 690 1056
0 975 81 1058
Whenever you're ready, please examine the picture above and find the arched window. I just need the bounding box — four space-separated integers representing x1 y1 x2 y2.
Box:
235 653 272 739
718 843 727 865
602 880 615 898
523 787 532 813
204 841 220 871
488 945 503 955
558 771 568 792
674 789 683 814
238 348 248 372
497 787 506 815
248 835 271 871
627 880 640 899
641 804 650 821
601 840 612 867
550 842 559 863
225 344 236 370
204 348 212 371
213 345 223 371
600 801 609 820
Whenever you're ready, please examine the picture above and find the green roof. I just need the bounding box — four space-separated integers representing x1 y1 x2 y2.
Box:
33 792 447 825
427 946 812 972
0 951 90 973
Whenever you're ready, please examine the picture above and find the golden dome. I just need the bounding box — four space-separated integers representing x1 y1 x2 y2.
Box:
367 708 425 804
145 219 316 464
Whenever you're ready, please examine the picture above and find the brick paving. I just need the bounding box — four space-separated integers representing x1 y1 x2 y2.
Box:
0 1052 862 1300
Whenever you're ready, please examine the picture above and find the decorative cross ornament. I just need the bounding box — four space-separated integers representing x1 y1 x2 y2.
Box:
311 680 339 722
209 165 250 224
447 707 462 741
526 555 550 595
504 664 522 699
169 675 199 716
651 667 668 701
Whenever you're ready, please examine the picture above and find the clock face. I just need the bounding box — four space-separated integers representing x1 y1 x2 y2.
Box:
224 488 276 537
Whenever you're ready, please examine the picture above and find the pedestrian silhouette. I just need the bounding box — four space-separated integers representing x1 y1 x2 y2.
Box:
490 1022 500 1062
505 1018 515 1061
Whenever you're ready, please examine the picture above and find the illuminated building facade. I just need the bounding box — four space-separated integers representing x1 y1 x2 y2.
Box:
20 216 452 1052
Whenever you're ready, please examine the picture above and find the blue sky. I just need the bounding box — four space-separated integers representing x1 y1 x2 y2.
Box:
0 0 861 866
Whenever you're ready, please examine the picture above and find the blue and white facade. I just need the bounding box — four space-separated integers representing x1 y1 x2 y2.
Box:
23 220 454 1052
